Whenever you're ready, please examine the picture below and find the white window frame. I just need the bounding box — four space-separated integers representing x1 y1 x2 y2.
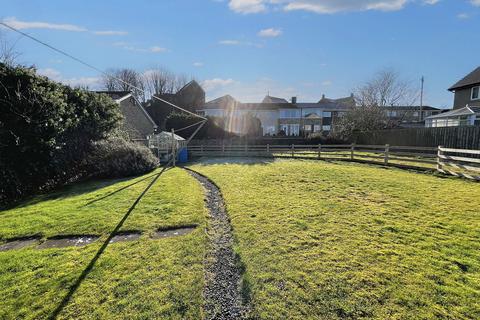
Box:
291 124 300 136
471 86 480 101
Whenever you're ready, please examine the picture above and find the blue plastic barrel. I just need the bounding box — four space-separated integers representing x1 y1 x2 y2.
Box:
178 147 188 163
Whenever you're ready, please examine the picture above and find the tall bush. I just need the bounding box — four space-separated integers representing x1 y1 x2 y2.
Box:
0 63 122 204
84 138 159 178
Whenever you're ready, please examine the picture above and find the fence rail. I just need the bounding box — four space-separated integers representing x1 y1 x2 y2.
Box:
188 144 480 181
437 146 480 180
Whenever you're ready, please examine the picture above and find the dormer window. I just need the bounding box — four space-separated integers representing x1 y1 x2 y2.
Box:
472 86 480 100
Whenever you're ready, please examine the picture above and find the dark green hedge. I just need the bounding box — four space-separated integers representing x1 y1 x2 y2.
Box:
0 63 123 205
84 138 159 179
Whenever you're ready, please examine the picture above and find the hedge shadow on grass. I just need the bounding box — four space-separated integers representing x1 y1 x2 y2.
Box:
48 167 168 320
0 174 151 212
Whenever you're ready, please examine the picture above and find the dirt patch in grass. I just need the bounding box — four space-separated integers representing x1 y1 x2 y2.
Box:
109 231 142 243
152 225 197 239
0 236 41 251
187 169 251 319
37 235 99 249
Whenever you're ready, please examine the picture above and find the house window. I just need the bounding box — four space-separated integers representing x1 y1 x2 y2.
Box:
322 125 331 131
265 126 276 135
290 124 300 136
280 109 300 118
387 110 398 117
413 111 419 117
313 125 321 132
304 125 312 132
472 86 480 100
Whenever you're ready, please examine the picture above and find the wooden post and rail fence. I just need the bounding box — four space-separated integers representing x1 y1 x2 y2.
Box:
186 143 480 181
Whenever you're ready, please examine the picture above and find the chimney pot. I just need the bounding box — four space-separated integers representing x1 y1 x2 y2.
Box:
322 94 325 99
291 96 297 104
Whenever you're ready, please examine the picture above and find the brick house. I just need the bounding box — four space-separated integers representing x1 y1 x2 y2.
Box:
96 91 157 140
145 80 205 130
196 94 356 136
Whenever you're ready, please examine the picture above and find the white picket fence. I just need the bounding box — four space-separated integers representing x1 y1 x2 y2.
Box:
188 144 480 181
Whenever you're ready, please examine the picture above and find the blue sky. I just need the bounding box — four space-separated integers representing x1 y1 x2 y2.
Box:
1 0 479 107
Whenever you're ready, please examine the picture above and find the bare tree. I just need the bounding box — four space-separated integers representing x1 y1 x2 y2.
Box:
101 66 191 103
332 69 418 140
355 68 417 107
142 67 189 98
332 105 390 140
0 32 20 66
143 67 172 96
101 68 146 102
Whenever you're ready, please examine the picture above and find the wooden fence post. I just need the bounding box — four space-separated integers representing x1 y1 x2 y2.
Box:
437 145 443 172
267 144 270 153
351 143 355 160
171 128 176 167
291 144 295 157
201 145 204 154
384 144 390 165
318 144 322 159
222 143 225 155
245 144 248 153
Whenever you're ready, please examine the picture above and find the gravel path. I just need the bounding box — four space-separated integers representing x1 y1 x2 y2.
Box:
187 169 250 320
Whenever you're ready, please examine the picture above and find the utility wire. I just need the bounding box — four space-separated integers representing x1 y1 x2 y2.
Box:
0 21 207 121
1 20 208 165
174 120 207 133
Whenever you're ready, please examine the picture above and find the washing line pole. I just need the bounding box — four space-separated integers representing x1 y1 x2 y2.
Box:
0 21 208 166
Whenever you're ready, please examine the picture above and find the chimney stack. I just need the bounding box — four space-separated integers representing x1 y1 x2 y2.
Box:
291 96 297 104
321 94 325 100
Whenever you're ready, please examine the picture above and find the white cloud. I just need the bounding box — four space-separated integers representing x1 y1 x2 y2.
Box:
284 0 409 13
150 46 167 53
472 0 480 6
219 40 242 45
258 28 282 37
193 62 204 67
229 0 268 13
93 30 128 36
219 39 263 47
204 77 301 102
1 17 130 37
2 17 86 31
457 12 470 19
113 42 167 53
202 78 235 91
321 80 332 86
37 68 100 88
227 0 439 14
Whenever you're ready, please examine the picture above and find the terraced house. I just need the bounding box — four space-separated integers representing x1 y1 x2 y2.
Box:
196 94 356 136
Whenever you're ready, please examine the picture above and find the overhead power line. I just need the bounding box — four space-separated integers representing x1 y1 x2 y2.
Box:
0 21 207 122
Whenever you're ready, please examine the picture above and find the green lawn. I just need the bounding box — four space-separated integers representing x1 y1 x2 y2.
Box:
0 168 207 319
190 159 480 319
2 159 480 319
